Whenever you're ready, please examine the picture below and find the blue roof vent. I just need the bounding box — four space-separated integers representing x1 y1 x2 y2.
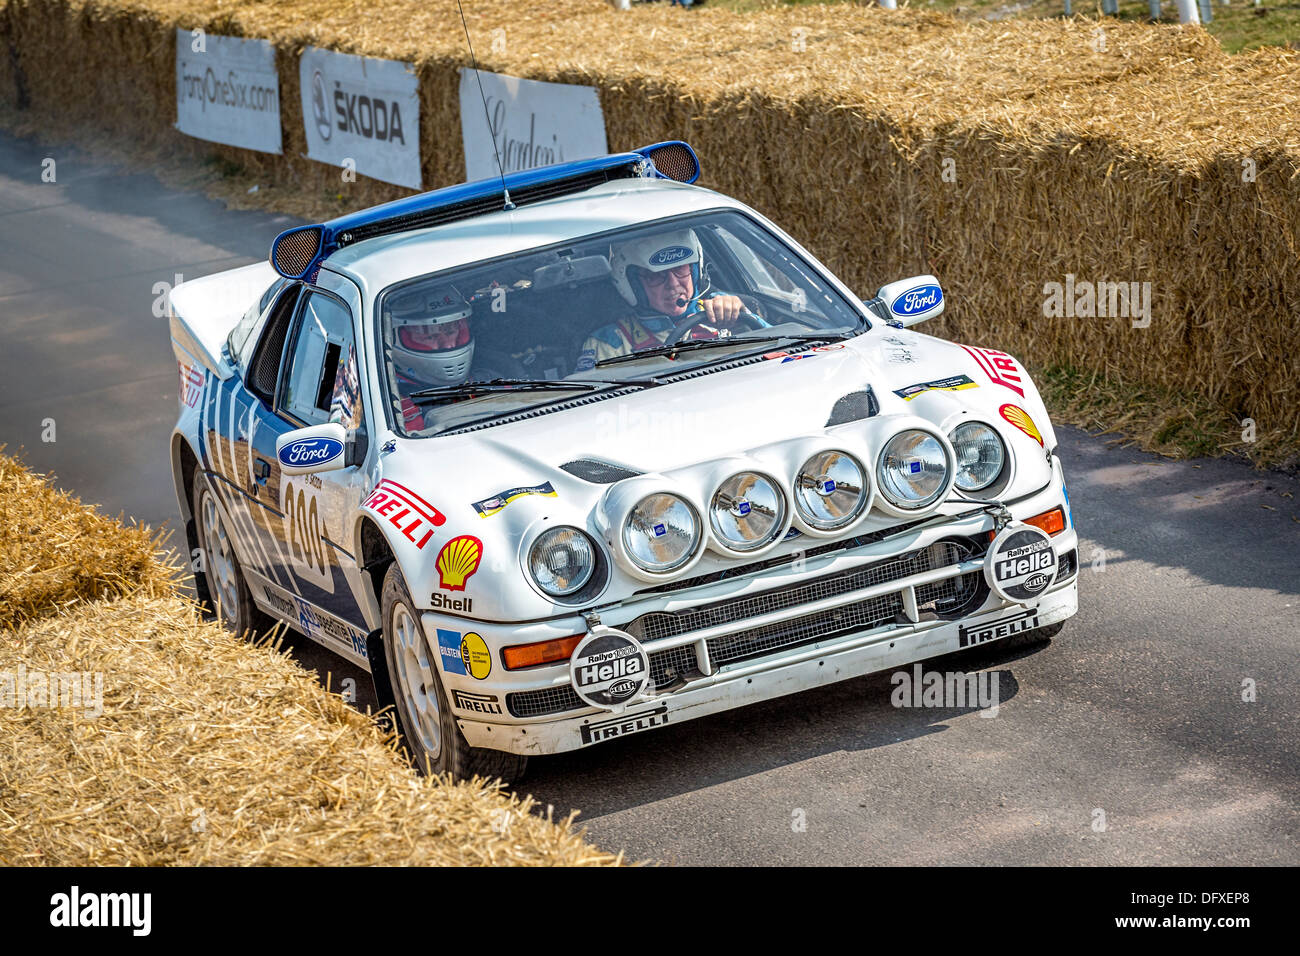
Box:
270 141 701 280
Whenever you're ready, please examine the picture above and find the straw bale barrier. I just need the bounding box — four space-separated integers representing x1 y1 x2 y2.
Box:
0 450 174 630
2 1 1298 462
0 454 621 865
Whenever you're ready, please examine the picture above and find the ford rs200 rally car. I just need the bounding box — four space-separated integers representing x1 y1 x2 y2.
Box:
167 141 1078 783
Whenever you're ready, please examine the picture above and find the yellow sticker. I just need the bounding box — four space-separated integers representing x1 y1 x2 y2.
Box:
460 632 491 680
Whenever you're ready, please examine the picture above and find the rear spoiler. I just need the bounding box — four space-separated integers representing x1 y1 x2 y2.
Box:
269 141 701 281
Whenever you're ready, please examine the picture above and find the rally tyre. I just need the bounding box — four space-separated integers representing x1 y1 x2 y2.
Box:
1005 620 1065 650
192 470 265 639
380 564 527 785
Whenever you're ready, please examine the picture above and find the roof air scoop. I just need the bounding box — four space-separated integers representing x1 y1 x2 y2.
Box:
636 141 701 184
270 225 324 280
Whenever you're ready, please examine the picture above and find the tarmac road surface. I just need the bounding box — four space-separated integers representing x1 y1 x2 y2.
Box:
1 130 1295 865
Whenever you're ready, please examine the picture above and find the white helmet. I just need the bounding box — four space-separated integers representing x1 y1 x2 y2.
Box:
611 228 703 308
389 297 475 387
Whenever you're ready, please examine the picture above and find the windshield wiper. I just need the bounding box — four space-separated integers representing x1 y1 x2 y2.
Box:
594 331 852 368
408 377 652 405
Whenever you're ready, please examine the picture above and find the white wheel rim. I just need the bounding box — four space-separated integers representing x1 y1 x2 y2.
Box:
200 488 240 624
390 603 442 760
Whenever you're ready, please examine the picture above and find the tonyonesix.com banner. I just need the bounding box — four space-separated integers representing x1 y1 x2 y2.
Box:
174 31 281 154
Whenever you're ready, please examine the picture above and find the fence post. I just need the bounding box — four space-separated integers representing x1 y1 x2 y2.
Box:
1175 0 1201 22
1149 0 1162 18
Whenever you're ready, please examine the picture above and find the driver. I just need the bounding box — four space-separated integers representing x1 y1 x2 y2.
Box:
388 297 474 431
575 228 755 371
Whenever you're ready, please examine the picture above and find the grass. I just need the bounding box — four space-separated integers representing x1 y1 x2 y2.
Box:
704 0 1300 53
1031 363 1297 471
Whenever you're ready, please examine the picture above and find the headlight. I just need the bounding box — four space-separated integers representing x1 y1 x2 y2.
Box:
623 493 700 573
528 527 596 597
710 472 786 552
949 422 1006 493
877 430 949 509
794 450 868 530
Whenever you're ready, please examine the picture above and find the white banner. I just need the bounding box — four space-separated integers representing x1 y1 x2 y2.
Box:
175 32 281 154
459 70 608 182
300 47 421 189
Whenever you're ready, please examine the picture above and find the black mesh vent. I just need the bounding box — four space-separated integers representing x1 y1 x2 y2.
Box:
250 306 291 397
634 520 932 596
1058 547 1078 581
272 227 322 277
560 459 644 484
826 388 879 426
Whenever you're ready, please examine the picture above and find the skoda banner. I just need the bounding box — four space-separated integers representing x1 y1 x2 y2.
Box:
299 47 421 189
175 31 281 154
459 70 608 182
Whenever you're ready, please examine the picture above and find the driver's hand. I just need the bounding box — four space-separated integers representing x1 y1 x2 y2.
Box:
698 294 745 326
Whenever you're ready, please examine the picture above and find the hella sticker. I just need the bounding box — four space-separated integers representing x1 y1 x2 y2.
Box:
891 284 943 317
570 627 651 713
985 524 1058 604
278 437 344 469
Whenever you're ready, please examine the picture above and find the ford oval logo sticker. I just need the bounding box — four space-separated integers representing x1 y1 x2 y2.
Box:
891 284 942 316
650 245 692 266
279 437 344 468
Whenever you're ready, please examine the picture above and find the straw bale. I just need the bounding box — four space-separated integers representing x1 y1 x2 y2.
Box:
0 450 176 631
0 592 622 865
1 1 1297 462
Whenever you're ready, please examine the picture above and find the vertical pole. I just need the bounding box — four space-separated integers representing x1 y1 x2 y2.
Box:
1175 0 1201 22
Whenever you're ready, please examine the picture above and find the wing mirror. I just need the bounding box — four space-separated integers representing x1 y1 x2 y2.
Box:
867 275 944 327
276 422 367 475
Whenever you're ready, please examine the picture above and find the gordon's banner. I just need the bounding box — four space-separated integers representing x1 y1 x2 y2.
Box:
175 31 281 154
459 70 608 182
299 47 421 189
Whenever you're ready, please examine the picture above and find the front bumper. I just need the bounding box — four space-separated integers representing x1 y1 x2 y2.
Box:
427 460 1080 757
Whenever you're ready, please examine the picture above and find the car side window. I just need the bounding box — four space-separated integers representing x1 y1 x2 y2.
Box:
281 291 363 430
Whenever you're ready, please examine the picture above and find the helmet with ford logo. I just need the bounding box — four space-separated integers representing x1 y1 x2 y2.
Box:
611 228 703 309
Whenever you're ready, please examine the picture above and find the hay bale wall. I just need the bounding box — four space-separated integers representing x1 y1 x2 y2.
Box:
0 453 620 866
2 0 1297 457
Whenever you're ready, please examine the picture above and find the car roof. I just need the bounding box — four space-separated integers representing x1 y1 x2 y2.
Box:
321 177 749 307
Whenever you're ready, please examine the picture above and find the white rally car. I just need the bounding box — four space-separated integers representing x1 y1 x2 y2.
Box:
168 142 1078 782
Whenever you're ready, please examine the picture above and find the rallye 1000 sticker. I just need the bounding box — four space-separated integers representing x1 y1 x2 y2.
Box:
985 523 1058 603
569 627 651 712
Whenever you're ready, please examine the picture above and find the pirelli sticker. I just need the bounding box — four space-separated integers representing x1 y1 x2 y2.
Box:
893 374 978 401
580 705 669 745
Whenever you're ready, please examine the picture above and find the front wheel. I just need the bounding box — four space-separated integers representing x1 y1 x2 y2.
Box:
192 470 264 638
380 564 527 784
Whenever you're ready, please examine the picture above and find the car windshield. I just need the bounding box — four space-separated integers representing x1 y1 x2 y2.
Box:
376 209 867 436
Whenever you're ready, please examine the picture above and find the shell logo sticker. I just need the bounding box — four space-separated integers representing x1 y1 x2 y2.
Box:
436 535 483 591
1000 404 1044 447
460 632 491 680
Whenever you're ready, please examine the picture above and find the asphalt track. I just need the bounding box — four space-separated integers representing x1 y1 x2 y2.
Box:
1 131 1296 866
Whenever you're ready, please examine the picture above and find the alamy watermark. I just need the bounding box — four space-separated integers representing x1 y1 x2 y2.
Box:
1 663 103 718
1043 274 1151 328
891 664 1001 717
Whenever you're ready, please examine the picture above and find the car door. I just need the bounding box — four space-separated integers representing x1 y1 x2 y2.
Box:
199 282 303 602
253 287 371 643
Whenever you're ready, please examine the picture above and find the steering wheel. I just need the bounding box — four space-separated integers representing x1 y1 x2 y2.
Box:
662 308 766 347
